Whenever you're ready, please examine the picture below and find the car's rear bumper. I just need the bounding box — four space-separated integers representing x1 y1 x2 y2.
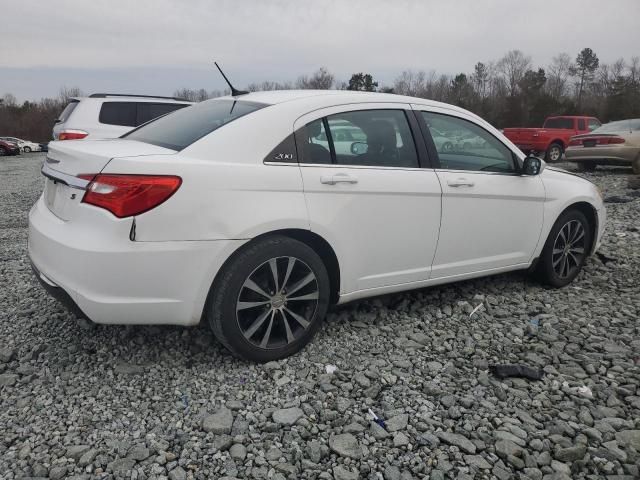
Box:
28 195 246 326
565 145 639 163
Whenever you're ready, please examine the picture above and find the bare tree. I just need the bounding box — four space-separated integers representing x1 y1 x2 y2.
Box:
58 86 83 104
497 50 532 96
630 56 640 82
246 80 293 92
296 67 334 89
2 93 18 107
547 53 573 100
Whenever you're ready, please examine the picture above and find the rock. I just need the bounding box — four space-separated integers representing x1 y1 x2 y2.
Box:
307 440 323 463
393 432 410 447
0 373 18 386
437 431 477 454
495 439 523 459
272 407 303 426
107 457 136 472
168 466 187 480
127 444 150 461
384 465 402 480
202 407 234 434
49 466 67 480
329 433 362 459
386 413 409 432
615 430 640 450
370 421 390 439
213 434 233 451
230 443 247 461
113 361 144 375
0 347 15 363
66 445 91 461
333 465 358 480
464 454 492 469
78 448 98 467
554 444 586 462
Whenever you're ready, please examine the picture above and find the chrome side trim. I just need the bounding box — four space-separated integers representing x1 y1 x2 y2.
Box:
41 163 90 190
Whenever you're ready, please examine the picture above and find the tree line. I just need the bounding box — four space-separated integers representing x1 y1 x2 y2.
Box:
2 48 639 142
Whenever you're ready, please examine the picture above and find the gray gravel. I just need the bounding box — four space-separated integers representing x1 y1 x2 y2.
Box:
1 153 639 479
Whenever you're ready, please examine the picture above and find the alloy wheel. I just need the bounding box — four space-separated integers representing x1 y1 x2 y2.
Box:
549 146 561 162
551 220 586 279
236 256 319 350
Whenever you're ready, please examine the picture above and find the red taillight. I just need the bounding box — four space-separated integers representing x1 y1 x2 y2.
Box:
58 130 88 140
607 136 625 144
81 174 182 218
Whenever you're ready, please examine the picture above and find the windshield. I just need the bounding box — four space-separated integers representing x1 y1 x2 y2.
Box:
124 99 267 150
593 120 639 133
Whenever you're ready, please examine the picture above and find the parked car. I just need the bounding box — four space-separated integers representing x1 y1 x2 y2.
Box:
0 137 41 152
0 139 21 156
30 90 606 361
565 119 640 173
53 93 193 141
503 115 601 162
39 143 49 153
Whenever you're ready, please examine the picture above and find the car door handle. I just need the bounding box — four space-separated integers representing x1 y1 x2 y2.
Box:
320 173 358 185
447 178 475 187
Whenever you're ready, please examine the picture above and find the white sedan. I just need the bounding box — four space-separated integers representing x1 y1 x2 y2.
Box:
0 136 41 152
29 90 606 361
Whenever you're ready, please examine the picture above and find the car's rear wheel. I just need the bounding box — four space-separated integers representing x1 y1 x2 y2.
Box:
577 161 597 172
536 209 592 288
207 235 330 362
0 147 6 156
23 146 31 153
545 143 563 162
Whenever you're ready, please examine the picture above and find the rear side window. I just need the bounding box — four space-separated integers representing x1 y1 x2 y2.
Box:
588 118 601 131
99 102 137 127
543 118 574 129
124 100 267 150
137 103 189 125
57 100 79 122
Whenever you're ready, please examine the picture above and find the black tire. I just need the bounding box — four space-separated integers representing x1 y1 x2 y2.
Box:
23 146 31 153
207 235 330 362
577 161 597 172
545 143 563 162
0 147 6 157
536 209 592 288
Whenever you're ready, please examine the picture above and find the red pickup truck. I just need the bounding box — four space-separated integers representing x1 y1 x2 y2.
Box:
503 116 601 162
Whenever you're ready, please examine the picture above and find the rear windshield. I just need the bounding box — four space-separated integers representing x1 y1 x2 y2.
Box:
543 118 574 129
124 99 267 150
593 119 640 133
57 100 79 123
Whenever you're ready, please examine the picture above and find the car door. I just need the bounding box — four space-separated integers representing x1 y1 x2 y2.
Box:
294 104 442 295
413 105 545 279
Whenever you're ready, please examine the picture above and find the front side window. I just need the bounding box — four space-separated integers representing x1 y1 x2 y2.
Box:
421 112 516 173
124 99 266 150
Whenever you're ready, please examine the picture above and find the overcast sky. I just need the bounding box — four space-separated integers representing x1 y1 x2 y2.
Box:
1 0 639 101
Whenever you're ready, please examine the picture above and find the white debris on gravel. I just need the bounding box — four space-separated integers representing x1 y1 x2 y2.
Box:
1 154 639 479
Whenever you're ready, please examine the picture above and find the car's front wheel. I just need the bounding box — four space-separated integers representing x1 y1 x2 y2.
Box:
207 235 330 362
537 209 592 288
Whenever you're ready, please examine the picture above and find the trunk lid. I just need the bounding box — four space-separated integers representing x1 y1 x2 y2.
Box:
42 139 176 221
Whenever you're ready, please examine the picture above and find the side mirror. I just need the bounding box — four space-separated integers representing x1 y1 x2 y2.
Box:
522 155 543 175
350 142 368 155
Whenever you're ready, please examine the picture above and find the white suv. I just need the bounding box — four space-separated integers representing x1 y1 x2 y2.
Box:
53 94 193 141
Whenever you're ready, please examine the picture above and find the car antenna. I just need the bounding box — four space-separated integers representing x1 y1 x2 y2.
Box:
214 61 248 97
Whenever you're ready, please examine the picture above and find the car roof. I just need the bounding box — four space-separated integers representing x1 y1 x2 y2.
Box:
71 96 193 104
215 89 467 111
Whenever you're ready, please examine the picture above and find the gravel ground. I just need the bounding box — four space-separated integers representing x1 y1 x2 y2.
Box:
1 152 639 480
